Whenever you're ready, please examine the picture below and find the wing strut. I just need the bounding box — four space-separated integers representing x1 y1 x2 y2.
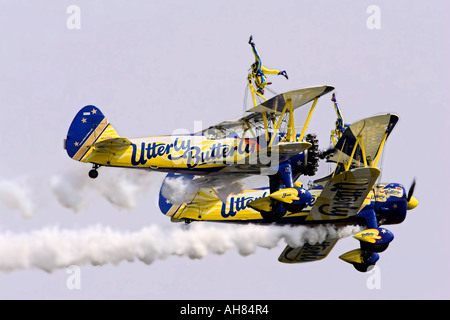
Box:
268 98 292 147
298 97 318 142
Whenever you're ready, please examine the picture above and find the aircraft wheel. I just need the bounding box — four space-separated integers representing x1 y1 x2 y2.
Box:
259 200 285 222
369 243 389 253
283 203 306 213
88 169 98 179
353 263 376 273
260 210 285 222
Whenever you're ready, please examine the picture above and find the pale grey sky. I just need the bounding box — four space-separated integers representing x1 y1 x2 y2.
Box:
0 1 448 299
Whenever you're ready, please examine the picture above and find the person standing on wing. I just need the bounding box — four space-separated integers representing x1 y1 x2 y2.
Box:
248 35 288 95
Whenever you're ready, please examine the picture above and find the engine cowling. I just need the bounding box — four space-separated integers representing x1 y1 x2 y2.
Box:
290 133 319 178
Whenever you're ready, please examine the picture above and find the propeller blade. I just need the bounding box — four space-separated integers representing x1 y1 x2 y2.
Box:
319 147 335 159
407 178 416 202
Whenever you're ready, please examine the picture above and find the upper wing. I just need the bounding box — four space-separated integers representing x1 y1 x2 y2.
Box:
306 167 381 221
247 85 334 114
278 239 339 263
200 85 334 140
327 113 399 168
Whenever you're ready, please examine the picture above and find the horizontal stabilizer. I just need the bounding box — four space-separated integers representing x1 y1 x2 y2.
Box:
82 137 132 163
89 137 132 151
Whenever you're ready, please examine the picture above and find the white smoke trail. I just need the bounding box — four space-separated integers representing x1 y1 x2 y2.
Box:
0 223 360 273
0 178 34 219
49 170 90 212
50 167 155 212
0 167 154 218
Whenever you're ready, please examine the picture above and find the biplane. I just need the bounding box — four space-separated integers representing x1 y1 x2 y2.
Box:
64 83 333 221
157 106 418 271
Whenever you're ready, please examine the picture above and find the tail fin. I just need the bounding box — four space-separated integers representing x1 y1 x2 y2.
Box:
65 105 119 161
159 173 195 217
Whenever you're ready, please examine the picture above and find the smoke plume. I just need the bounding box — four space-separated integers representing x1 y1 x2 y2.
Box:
0 178 34 219
50 167 155 212
0 223 360 273
1 167 360 273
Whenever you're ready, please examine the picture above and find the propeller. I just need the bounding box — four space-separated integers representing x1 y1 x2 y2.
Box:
407 178 416 202
319 147 335 160
406 178 418 210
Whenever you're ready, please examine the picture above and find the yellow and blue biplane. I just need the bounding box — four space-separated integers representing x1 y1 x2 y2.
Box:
65 55 418 272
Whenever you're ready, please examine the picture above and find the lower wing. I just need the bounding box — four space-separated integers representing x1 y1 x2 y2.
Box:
278 239 339 263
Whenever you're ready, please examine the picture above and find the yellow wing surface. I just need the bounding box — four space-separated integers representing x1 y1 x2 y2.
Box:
306 167 380 221
327 113 399 169
167 188 268 222
200 85 334 140
83 137 132 163
247 85 334 114
277 113 397 262
308 113 398 219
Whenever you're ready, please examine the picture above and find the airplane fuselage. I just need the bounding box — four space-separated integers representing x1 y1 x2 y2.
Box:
160 178 410 227
83 135 260 174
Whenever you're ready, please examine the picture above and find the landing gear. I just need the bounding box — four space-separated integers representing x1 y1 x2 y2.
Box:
88 169 98 179
340 212 393 272
353 263 376 273
366 242 390 253
88 164 100 179
181 219 193 230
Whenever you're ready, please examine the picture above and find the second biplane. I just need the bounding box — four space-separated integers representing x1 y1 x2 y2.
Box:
157 105 418 272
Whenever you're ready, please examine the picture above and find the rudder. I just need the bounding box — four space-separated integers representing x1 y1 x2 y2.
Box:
159 172 195 217
65 105 119 161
